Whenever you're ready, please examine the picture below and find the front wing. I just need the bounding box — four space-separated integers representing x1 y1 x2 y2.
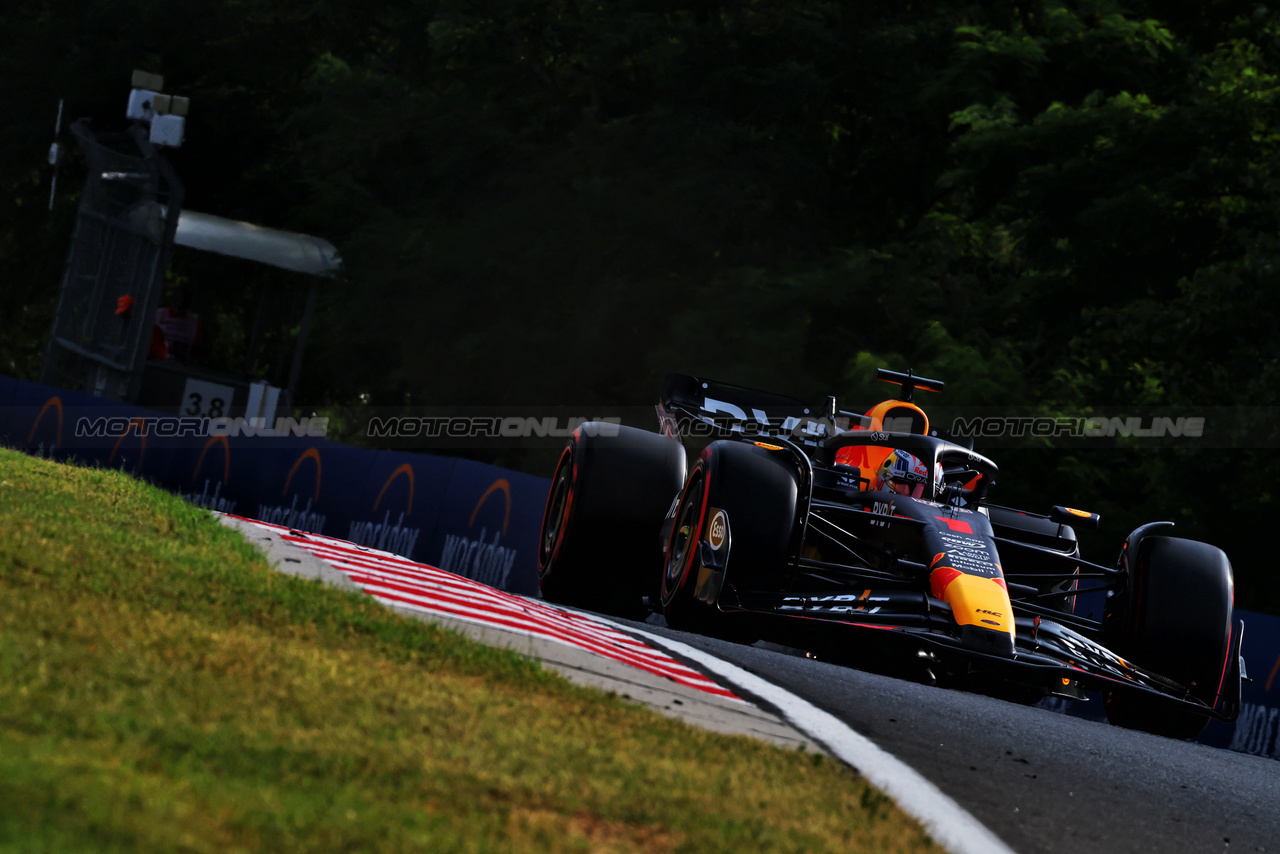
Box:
723 594 1246 723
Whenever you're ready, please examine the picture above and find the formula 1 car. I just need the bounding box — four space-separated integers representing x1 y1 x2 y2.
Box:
537 370 1246 739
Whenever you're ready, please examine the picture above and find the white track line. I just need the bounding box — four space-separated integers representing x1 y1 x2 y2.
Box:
595 620 1018 854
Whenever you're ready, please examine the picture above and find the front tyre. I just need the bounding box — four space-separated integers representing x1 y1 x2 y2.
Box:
660 440 798 640
1103 535 1234 740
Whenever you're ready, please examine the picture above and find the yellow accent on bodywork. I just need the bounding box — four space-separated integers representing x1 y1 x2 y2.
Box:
943 574 1015 639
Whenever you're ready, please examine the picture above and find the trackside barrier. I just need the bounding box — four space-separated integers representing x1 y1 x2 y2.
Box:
2 374 1279 757
0 377 548 596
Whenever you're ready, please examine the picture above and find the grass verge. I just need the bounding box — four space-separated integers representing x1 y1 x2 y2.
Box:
0 447 936 852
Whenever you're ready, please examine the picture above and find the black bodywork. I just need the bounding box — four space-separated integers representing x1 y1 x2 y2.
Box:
650 372 1246 725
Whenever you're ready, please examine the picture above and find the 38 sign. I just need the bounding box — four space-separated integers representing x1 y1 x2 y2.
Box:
182 378 235 418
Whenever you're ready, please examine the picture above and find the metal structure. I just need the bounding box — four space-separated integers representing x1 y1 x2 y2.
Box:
173 210 341 277
41 109 342 417
169 210 339 400
40 119 183 402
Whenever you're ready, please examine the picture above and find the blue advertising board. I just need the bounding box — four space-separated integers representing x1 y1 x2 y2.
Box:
243 439 374 537
338 450 459 562
424 458 551 596
7 382 102 459
0 374 19 441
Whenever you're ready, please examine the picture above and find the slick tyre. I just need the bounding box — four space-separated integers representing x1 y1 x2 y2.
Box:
659 440 798 642
538 423 686 619
1103 535 1234 740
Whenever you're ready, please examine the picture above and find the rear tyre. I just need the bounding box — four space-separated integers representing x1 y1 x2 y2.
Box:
1103 535 1234 740
538 424 686 619
660 440 798 641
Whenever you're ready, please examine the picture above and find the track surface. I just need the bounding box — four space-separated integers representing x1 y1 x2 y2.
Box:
618 618 1280 854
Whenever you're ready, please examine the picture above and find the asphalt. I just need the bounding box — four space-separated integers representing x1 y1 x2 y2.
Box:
627 620 1280 854
219 514 818 751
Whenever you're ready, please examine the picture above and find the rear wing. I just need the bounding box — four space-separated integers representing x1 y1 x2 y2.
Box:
658 373 870 445
875 367 945 402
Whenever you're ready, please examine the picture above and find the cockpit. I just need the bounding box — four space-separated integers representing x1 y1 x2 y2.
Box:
817 371 994 506
819 431 997 508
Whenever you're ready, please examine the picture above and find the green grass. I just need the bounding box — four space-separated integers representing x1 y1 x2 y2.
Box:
0 448 935 853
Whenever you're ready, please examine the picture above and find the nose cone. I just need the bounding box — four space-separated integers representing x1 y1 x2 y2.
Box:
930 568 1016 657
959 623 1016 658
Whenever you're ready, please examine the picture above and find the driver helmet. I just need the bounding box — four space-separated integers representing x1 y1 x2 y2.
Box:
872 449 934 498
